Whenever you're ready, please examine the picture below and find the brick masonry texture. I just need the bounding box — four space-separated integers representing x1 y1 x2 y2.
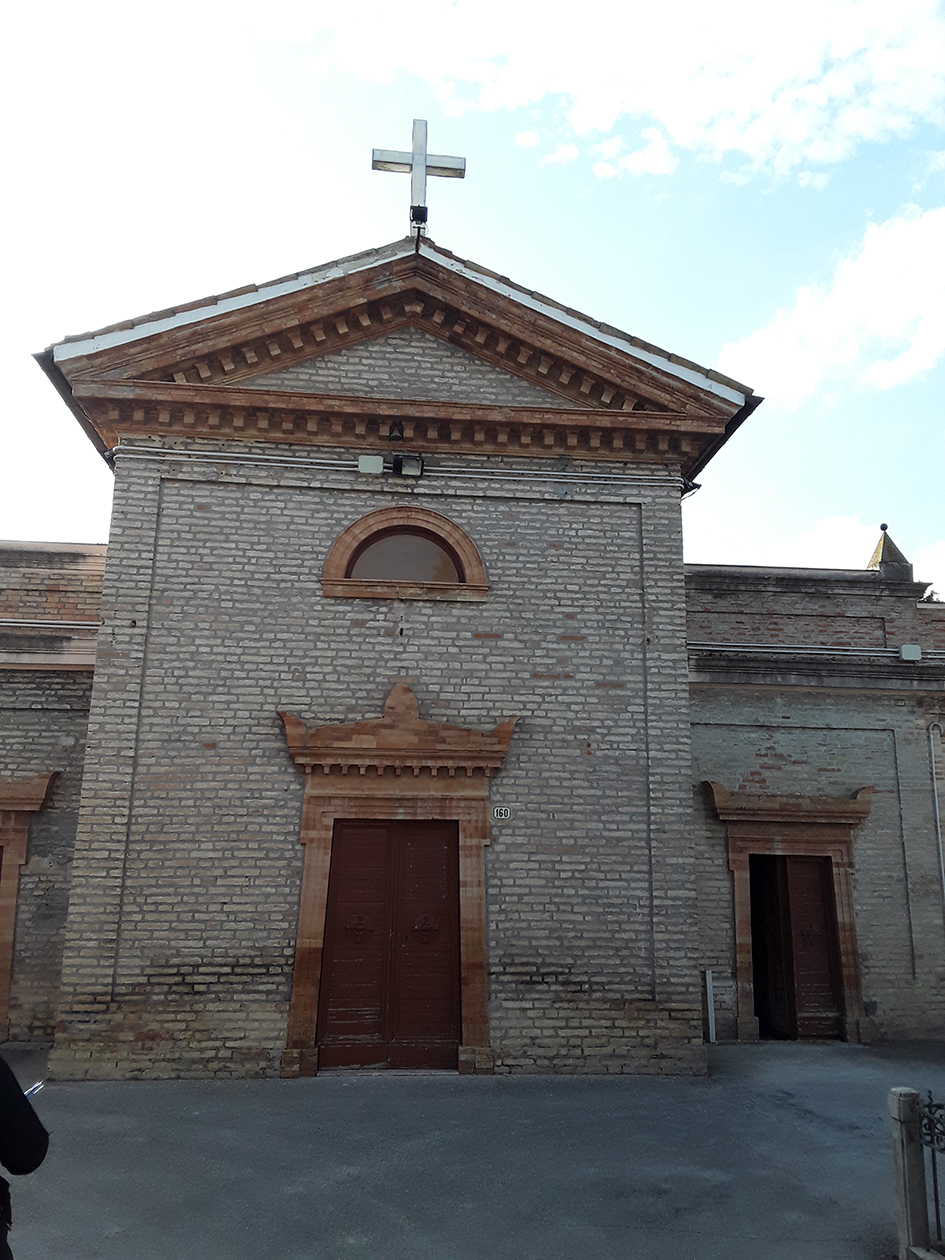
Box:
0 672 92 1040
243 326 576 408
687 610 888 648
49 445 703 1079
0 544 105 620
686 564 945 1042
38 450 945 1077
9 466 943 1075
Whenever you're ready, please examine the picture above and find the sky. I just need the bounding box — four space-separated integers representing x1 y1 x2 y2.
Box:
2 0 944 593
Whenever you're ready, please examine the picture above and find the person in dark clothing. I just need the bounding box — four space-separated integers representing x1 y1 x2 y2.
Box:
0 1056 48 1260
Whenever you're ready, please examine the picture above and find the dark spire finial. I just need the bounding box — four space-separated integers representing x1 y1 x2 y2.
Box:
880 522 888 532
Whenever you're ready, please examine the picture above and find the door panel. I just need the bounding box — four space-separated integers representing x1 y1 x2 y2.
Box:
787 857 843 1038
750 854 844 1040
316 822 389 1067
317 820 460 1069
388 825 460 1067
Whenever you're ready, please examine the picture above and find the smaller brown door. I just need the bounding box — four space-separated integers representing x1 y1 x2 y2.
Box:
750 855 844 1039
316 820 461 1069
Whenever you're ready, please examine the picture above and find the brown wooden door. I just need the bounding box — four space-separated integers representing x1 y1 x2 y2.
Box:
750 855 844 1039
316 820 461 1069
788 857 844 1038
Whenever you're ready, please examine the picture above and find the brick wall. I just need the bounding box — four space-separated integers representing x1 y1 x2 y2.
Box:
50 444 703 1079
0 543 105 620
686 563 945 654
0 671 92 1041
686 565 945 1042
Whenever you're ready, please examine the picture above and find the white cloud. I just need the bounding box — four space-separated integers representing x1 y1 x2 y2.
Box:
763 516 883 569
515 130 541 147
797 170 831 189
915 539 945 597
717 206 945 408
541 143 579 166
299 0 945 178
684 509 881 570
593 137 624 159
599 127 680 177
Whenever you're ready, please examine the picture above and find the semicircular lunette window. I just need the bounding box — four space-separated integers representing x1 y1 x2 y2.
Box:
322 506 488 602
347 529 463 584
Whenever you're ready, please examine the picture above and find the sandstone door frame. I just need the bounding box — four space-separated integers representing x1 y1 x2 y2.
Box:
0 774 57 1037
279 683 516 1077
705 782 873 1044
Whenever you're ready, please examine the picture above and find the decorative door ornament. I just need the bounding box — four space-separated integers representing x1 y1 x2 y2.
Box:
280 680 517 1078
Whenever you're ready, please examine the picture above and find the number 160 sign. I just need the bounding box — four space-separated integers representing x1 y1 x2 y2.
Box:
492 806 511 820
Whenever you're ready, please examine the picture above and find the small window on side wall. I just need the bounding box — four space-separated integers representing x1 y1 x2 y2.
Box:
323 507 488 602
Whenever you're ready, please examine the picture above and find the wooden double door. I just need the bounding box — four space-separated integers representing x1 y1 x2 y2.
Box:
749 854 844 1039
316 820 461 1070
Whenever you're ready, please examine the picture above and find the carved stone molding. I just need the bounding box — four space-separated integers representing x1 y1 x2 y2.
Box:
0 773 57 1035
705 781 873 1044
280 683 517 1077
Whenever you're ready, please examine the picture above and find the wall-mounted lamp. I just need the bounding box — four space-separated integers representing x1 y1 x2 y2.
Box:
392 454 424 478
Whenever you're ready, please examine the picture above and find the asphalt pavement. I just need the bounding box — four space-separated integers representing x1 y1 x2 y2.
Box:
3 1040 945 1260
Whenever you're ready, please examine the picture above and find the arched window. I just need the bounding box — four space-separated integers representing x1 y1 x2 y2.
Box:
323 507 488 601
347 529 462 583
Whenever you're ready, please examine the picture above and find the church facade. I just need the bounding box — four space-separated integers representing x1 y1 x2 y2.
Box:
1 236 943 1078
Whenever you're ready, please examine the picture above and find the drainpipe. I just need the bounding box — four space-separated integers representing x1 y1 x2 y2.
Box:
930 722 945 921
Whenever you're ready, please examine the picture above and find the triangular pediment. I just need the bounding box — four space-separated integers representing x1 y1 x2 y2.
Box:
39 237 761 476
119 277 677 414
238 326 575 409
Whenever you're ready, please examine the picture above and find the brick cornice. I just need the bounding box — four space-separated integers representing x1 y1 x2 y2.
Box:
74 380 721 470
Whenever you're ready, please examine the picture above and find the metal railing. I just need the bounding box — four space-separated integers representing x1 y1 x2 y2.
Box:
920 1092 945 1243
889 1087 945 1259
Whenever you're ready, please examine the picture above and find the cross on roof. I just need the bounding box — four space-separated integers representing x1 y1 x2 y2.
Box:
372 119 466 238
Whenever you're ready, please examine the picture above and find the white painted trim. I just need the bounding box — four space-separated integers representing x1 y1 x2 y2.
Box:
52 246 416 363
419 244 747 406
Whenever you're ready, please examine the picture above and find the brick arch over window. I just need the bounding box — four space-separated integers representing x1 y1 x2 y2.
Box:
322 506 488 602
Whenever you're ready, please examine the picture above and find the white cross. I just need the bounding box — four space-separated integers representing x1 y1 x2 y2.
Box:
372 119 466 236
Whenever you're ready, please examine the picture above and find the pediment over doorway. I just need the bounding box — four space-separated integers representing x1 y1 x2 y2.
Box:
705 782 874 826
280 682 517 779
